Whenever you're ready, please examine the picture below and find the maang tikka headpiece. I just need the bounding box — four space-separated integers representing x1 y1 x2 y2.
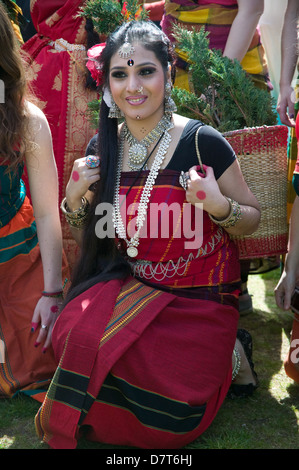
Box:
118 33 135 59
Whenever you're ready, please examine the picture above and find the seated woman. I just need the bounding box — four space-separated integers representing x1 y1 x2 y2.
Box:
35 20 260 449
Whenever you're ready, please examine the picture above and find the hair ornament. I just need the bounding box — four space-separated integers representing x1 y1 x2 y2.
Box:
118 37 135 59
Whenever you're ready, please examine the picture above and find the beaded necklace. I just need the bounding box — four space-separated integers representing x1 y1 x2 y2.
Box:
113 119 174 258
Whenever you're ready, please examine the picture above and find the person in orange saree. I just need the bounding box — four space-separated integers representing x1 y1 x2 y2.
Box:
0 3 68 399
274 0 299 384
21 0 99 270
35 20 260 449
275 112 299 384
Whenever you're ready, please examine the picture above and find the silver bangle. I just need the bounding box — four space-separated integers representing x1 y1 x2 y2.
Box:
232 347 241 381
209 197 241 228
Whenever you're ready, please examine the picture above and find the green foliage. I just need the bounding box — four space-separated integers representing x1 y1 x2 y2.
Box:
78 0 148 37
78 0 122 36
87 97 101 130
172 25 277 132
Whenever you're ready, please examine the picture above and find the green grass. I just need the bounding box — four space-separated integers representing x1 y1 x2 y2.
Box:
0 268 298 449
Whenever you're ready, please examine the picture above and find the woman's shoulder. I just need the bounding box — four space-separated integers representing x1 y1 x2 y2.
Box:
25 100 47 121
25 100 51 135
173 114 221 136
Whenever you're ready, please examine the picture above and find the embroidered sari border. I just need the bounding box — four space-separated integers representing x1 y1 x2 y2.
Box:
100 279 165 347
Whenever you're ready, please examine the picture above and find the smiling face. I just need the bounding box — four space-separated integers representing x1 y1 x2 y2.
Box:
109 43 170 127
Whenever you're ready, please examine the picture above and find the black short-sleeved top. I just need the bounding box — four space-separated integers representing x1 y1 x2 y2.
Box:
86 119 236 180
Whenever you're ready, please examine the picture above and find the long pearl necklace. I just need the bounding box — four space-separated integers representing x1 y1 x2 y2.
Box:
123 114 172 170
113 119 174 258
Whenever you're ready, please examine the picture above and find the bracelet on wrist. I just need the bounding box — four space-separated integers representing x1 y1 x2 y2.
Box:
60 196 90 228
209 197 241 228
42 290 64 299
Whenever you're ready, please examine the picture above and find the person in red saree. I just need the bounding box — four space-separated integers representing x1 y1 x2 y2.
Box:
35 20 260 449
21 0 99 270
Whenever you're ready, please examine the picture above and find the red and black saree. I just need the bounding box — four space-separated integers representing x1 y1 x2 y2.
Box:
35 170 240 448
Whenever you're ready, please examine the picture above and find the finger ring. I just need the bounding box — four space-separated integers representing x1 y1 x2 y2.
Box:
179 171 190 190
41 324 48 330
85 155 100 168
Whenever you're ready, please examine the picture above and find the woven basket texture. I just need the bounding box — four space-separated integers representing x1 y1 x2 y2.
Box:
224 125 289 259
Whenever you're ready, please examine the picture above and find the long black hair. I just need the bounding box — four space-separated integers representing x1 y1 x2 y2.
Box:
65 20 175 304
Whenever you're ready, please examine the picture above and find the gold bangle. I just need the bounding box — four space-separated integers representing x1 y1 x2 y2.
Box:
209 197 241 228
60 197 90 228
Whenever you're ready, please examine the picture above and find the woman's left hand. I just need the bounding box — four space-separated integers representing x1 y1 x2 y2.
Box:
31 296 63 353
185 165 230 219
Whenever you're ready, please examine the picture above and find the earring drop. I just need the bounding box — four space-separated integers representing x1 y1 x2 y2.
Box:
108 96 122 119
164 81 177 119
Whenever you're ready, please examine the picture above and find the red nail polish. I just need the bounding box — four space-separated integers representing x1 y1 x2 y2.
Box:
42 348 47 354
34 341 40 348
31 322 39 332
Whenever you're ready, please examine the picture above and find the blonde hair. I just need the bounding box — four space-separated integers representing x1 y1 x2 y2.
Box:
0 2 32 171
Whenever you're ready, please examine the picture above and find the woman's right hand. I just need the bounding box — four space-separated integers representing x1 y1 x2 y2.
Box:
274 269 297 311
66 156 101 210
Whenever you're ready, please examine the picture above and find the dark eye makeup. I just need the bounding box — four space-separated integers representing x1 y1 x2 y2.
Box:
110 65 157 79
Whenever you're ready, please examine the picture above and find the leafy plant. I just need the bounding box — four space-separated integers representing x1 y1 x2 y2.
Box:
78 0 148 37
171 25 277 132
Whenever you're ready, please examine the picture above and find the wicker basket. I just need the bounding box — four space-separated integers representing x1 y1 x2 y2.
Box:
223 125 289 259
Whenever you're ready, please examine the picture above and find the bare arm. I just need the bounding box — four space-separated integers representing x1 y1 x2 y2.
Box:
25 102 64 349
64 157 101 246
186 159 261 236
275 196 299 310
277 0 299 127
223 0 264 62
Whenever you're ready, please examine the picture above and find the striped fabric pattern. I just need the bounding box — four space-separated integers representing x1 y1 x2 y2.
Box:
100 278 165 347
96 373 206 434
162 0 271 91
0 220 37 264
